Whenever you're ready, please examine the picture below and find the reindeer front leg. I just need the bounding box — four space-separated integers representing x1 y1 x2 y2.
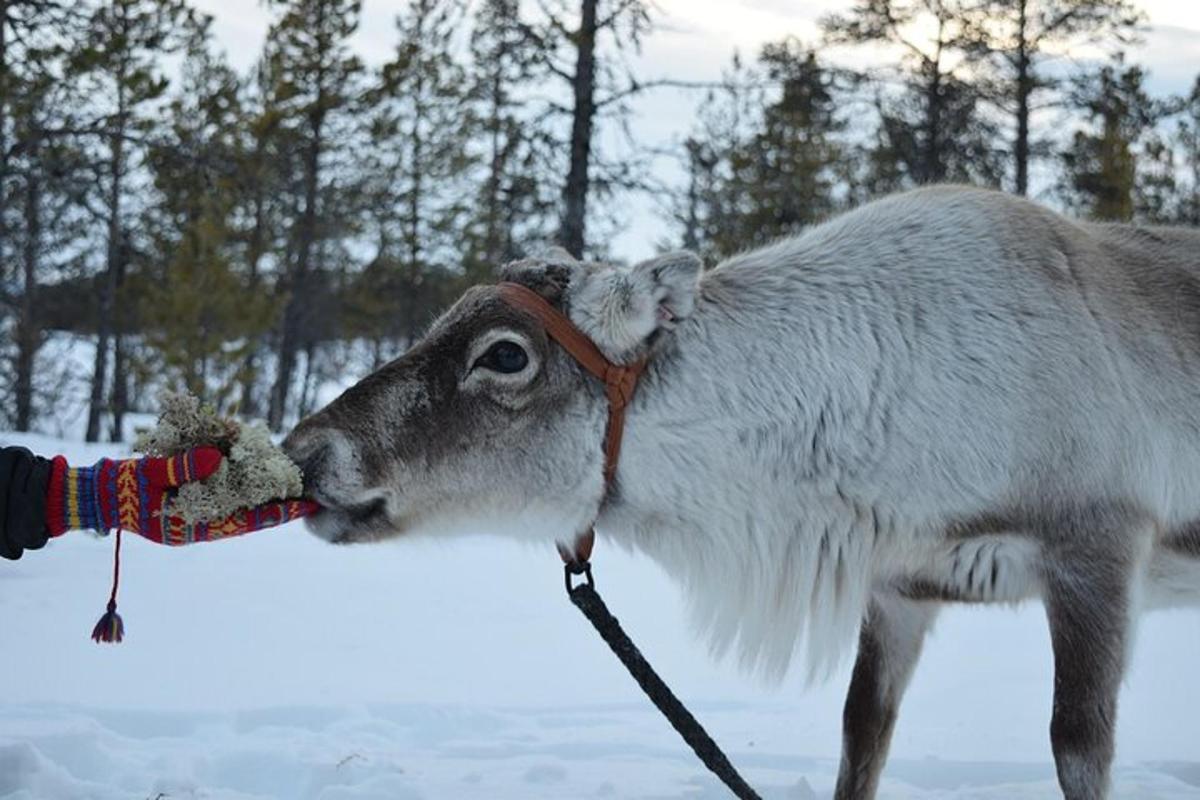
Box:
835 594 939 800
1043 531 1141 800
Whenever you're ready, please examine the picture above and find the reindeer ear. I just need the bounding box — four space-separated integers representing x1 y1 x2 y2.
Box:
636 251 703 324
568 251 703 362
499 255 579 305
536 246 580 266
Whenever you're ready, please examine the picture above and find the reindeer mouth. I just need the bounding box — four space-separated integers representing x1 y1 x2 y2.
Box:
303 492 391 544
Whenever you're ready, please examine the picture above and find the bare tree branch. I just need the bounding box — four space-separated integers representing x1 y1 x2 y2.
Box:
594 77 730 109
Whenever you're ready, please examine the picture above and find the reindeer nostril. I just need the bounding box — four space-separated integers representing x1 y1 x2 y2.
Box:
283 430 333 494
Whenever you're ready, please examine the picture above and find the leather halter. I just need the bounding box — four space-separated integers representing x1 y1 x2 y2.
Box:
496 282 648 568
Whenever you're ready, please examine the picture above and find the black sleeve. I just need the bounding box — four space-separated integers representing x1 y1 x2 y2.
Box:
0 446 54 561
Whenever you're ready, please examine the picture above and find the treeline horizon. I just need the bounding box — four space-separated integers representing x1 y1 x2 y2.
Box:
1 0 1198 440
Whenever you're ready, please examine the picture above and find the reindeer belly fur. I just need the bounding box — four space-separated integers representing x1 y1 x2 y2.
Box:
896 535 1043 604
894 527 1200 609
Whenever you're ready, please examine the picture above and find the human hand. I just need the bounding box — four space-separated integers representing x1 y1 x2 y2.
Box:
46 448 318 544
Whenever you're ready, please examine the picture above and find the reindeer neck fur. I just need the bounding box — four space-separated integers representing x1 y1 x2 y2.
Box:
596 220 920 681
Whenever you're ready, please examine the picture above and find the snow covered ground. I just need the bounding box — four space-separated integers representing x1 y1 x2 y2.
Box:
3 430 1200 799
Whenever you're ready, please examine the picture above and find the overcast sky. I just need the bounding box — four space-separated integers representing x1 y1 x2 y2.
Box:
191 0 1200 261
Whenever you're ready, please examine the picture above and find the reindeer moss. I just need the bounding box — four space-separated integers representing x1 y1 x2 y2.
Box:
134 393 305 523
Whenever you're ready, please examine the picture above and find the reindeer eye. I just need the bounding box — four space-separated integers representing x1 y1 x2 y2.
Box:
473 340 529 374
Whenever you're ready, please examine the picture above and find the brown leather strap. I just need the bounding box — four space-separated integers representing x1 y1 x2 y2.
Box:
496 283 612 383
496 282 648 567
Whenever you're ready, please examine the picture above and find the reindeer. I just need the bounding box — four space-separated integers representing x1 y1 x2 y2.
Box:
284 185 1200 799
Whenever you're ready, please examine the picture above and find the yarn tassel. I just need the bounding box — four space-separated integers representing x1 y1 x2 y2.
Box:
91 600 124 643
91 529 125 644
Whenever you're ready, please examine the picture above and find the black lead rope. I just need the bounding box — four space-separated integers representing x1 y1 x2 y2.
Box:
565 564 762 800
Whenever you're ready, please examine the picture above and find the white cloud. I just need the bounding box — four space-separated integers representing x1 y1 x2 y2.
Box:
1139 0 1200 32
1139 24 1200 95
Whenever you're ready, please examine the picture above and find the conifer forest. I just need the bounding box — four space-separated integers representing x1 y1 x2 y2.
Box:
1 0 1197 437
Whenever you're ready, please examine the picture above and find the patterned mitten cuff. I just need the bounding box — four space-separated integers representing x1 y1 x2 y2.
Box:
45 449 223 538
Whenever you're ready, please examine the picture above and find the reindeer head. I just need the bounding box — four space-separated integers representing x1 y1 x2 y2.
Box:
283 249 702 545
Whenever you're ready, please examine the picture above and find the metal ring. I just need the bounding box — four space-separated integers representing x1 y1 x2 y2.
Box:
563 561 594 594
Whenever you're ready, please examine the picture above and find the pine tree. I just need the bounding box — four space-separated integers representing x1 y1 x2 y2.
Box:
964 0 1143 195
69 0 197 441
1060 60 1165 222
676 136 717 255
850 90 909 200
1130 74 1200 227
0 2 73 290
867 71 1005 190
463 0 555 279
262 0 362 431
736 41 846 244
670 52 762 261
674 44 848 259
7 68 62 432
230 58 289 418
0 0 84 430
523 0 655 257
823 0 1001 187
1135 132 1178 225
1167 76 1200 226
136 19 272 408
359 0 474 347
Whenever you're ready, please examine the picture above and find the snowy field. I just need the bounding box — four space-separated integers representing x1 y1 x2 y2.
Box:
3 430 1200 799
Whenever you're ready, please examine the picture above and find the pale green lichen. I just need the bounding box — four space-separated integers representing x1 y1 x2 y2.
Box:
134 392 305 523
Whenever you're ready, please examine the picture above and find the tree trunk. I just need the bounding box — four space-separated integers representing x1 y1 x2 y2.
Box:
558 0 598 258
240 158 268 418
924 71 942 183
1014 0 1031 196
405 120 422 344
269 107 323 431
403 14 426 346
14 166 40 432
86 322 111 441
109 230 131 442
0 0 10 306
298 341 317 418
922 30 945 184
682 141 702 252
268 0 333 433
110 312 129 442
1191 146 1200 226
1097 111 1133 222
483 67 504 269
87 122 125 442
